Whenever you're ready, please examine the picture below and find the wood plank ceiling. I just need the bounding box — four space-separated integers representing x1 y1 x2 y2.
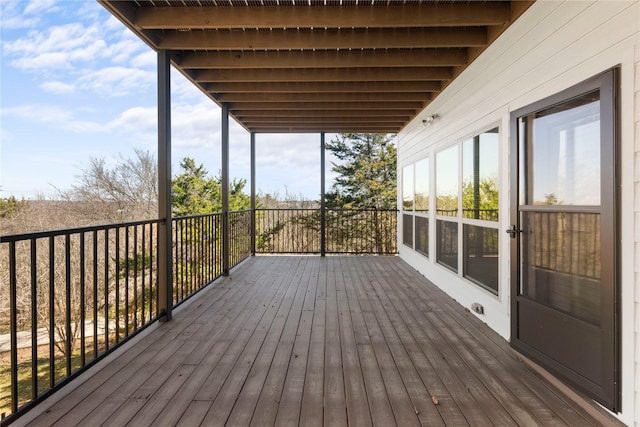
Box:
99 1 533 134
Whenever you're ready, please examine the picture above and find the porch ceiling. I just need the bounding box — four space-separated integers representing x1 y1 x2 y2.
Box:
98 0 533 134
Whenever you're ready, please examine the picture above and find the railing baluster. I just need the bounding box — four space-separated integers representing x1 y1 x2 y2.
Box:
48 236 55 388
124 226 129 336
115 227 120 343
9 241 19 413
93 230 98 359
80 232 86 367
64 234 71 377
133 225 138 331
104 228 109 351
30 239 38 400
141 224 146 324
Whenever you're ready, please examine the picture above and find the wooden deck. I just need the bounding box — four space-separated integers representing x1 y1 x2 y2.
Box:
18 256 620 427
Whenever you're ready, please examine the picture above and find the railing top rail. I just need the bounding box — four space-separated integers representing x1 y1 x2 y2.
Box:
0 218 162 243
256 208 398 212
172 212 223 220
173 210 254 221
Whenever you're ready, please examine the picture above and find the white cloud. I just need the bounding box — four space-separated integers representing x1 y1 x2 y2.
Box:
0 104 105 133
102 28 146 64
108 106 156 132
171 73 209 102
171 101 220 149
255 134 321 168
131 51 157 69
5 23 107 71
3 9 151 92
40 81 76 94
3 104 73 123
0 1 59 30
77 66 155 97
0 2 40 29
23 0 58 16
104 15 124 32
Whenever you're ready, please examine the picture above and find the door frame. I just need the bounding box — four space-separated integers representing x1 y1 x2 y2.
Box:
509 68 620 411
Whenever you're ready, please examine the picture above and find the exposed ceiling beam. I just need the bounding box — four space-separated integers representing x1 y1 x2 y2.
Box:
157 27 486 50
216 92 432 103
227 101 424 110
240 116 408 123
99 0 534 135
232 109 417 117
248 126 400 133
135 4 510 30
207 81 440 94
176 49 469 69
192 67 453 83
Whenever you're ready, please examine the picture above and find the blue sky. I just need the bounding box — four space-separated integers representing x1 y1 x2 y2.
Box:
1 0 336 201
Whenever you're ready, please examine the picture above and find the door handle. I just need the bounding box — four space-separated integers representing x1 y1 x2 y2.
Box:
505 224 520 238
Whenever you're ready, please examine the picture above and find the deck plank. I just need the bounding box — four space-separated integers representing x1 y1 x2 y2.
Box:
335 258 373 427
359 260 446 427
225 257 311 426
197 258 303 425
298 284 326 426
247 257 316 427
269 259 320 427
19 256 621 427
323 260 348 427
391 260 599 427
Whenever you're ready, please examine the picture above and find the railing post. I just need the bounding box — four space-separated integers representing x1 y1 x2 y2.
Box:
157 49 172 321
251 132 256 256
222 103 230 275
320 132 326 257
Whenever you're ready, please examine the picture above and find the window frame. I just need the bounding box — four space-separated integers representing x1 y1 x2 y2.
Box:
433 126 501 295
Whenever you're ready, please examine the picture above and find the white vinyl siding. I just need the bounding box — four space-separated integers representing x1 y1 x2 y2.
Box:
397 1 639 424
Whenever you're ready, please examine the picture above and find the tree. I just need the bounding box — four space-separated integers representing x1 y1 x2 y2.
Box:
325 133 397 210
324 133 397 254
171 157 251 216
0 196 29 219
462 177 499 221
171 157 252 285
171 158 219 216
57 149 158 222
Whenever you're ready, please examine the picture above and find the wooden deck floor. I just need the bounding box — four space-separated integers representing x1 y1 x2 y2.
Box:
19 256 619 427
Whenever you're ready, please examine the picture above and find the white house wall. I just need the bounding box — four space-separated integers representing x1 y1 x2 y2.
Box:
397 1 639 424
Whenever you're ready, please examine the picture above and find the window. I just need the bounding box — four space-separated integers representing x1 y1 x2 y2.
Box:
464 225 498 293
436 145 458 217
415 158 429 212
402 165 414 247
414 158 429 256
461 128 499 293
434 128 500 294
402 165 414 211
462 128 499 221
415 216 428 256
436 145 459 270
437 220 457 271
403 214 413 247
530 93 600 206
402 159 429 256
